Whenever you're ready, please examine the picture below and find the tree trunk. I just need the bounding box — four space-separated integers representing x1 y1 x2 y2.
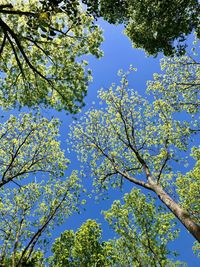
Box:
150 182 200 243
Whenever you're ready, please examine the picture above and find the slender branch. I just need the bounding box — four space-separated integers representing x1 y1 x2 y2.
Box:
0 9 35 16
1 128 36 182
0 34 6 55
176 83 200 89
24 36 55 65
5 31 25 79
189 128 200 132
11 180 22 188
117 169 154 191
0 4 13 9
181 62 200 66
114 101 153 181
17 189 70 265
157 155 169 184
13 208 28 266
157 138 170 183
144 224 163 267
0 18 50 82
100 170 119 183
0 168 54 188
93 142 153 191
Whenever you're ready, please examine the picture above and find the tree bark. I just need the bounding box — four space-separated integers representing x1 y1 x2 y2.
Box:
150 182 200 243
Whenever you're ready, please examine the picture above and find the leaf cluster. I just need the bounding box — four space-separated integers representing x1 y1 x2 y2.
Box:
82 0 200 56
0 0 103 112
49 189 183 266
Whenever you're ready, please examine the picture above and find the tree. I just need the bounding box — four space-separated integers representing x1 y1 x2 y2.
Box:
0 0 103 112
49 190 184 266
0 113 67 188
0 171 82 266
49 219 108 267
0 113 83 266
103 188 184 266
70 53 200 243
0 250 44 267
82 0 200 56
147 54 200 113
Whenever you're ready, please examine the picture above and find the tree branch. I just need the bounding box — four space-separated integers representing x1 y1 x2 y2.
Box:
0 33 6 55
17 189 70 265
0 18 52 83
0 9 35 16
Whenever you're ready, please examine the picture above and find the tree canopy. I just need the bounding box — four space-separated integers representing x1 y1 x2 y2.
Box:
0 113 67 188
0 171 82 266
49 189 183 266
0 113 83 266
70 52 200 242
0 0 103 112
83 0 200 56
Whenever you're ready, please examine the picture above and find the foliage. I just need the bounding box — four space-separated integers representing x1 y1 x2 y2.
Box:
82 0 200 56
49 189 183 266
176 147 200 224
70 68 194 190
0 250 44 267
49 219 108 267
193 241 200 258
124 0 199 56
0 113 83 266
0 113 67 188
82 0 128 23
147 52 200 224
0 0 103 112
103 188 183 266
0 171 82 266
147 55 200 114
70 53 200 242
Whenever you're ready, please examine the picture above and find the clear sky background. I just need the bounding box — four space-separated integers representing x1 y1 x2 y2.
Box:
43 20 199 265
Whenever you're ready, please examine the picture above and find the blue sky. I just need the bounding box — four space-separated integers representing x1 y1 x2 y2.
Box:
46 20 199 265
